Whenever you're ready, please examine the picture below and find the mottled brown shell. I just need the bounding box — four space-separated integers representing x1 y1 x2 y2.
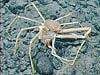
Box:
44 20 61 33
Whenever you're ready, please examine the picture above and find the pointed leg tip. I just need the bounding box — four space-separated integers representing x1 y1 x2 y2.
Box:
69 63 75 66
69 61 76 66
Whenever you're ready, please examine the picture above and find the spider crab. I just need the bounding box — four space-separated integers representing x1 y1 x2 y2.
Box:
7 2 91 74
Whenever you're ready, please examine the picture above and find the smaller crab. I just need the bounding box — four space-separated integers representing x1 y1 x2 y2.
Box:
7 2 91 74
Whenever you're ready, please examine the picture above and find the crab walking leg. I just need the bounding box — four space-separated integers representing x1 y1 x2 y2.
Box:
56 27 91 39
69 40 86 66
14 26 41 55
29 32 40 74
7 16 43 33
60 21 83 28
56 27 91 65
56 34 86 39
55 12 73 21
55 35 88 65
51 35 73 62
25 2 46 22
51 35 60 59
51 35 63 61
60 27 91 33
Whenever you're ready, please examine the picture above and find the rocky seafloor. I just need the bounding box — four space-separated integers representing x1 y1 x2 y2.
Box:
1 0 100 75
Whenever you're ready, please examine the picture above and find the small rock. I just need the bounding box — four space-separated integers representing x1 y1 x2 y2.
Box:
7 0 26 14
87 0 97 7
7 59 15 68
3 40 9 48
24 68 31 75
57 0 67 8
35 52 53 75
37 0 53 5
2 70 9 75
8 68 16 75
52 58 62 70
41 2 65 20
1 8 6 14
68 1 76 6
96 7 100 16
2 0 10 5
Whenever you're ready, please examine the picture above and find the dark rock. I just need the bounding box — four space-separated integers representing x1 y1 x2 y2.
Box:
7 0 26 14
23 68 31 75
1 8 6 14
37 0 53 5
2 0 10 5
35 52 53 75
52 58 62 70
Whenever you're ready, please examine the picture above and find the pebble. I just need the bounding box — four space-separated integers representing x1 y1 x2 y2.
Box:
1 8 6 14
37 0 53 5
96 7 100 15
35 52 53 75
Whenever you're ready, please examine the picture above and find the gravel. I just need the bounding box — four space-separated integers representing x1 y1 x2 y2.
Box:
1 0 100 75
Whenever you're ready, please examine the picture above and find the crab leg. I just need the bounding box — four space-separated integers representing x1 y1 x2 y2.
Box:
7 16 43 34
14 26 42 55
69 40 86 66
55 12 83 27
55 12 73 21
29 31 40 74
56 34 85 39
25 2 46 22
69 28 91 66
60 27 91 33
55 27 91 65
57 27 91 39
60 21 83 27
51 35 73 62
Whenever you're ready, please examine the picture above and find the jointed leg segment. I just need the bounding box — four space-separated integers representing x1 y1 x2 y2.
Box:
55 12 83 27
54 27 91 65
69 40 86 66
14 26 40 55
60 21 83 28
25 2 46 22
51 35 73 63
55 12 73 21
60 27 91 33
7 16 43 35
69 27 91 65
29 32 40 74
